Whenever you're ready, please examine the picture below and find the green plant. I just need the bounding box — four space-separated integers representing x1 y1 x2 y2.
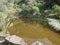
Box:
0 0 21 34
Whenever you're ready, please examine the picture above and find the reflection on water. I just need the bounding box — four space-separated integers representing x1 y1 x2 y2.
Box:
8 19 60 45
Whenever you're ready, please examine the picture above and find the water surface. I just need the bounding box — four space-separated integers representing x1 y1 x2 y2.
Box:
8 19 60 45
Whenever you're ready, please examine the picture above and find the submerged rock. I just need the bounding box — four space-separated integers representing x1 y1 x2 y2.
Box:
32 41 44 45
5 35 27 45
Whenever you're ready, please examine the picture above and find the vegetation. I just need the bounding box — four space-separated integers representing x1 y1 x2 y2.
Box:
0 0 60 33
0 0 21 34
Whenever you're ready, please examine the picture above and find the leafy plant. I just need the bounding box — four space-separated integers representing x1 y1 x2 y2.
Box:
0 0 21 34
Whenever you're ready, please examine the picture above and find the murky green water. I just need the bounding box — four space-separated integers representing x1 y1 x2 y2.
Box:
8 19 60 45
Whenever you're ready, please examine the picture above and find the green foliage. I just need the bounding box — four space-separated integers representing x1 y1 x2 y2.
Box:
32 6 40 15
0 0 21 32
0 0 60 32
18 0 45 16
44 4 60 17
0 25 3 31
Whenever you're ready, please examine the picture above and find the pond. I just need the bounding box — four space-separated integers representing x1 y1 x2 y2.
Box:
7 19 60 45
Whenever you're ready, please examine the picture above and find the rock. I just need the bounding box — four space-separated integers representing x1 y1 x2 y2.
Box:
0 33 9 45
5 35 27 45
0 40 5 45
32 41 44 45
0 37 5 45
0 33 9 38
47 18 60 31
40 38 55 45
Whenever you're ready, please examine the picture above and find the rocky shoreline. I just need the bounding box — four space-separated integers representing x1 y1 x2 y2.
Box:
0 35 54 45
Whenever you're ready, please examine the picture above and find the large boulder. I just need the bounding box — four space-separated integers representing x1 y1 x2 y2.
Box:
5 35 27 45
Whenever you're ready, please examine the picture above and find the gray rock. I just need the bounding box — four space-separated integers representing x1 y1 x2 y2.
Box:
0 40 5 45
5 35 27 45
32 41 44 45
47 18 60 31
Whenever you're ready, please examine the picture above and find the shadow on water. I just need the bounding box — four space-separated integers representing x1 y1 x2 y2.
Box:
20 18 60 34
